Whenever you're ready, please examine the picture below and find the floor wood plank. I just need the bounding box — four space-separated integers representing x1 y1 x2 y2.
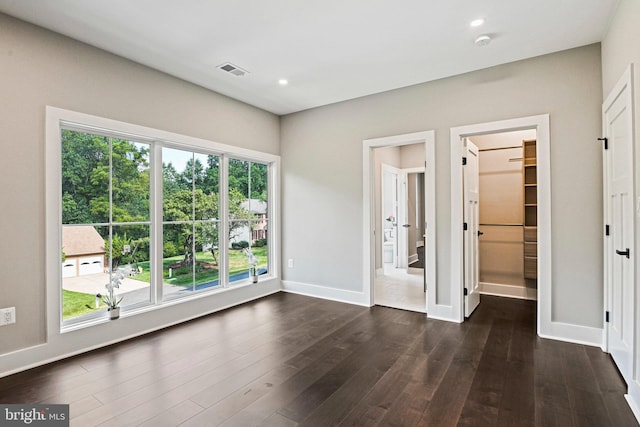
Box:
0 293 635 427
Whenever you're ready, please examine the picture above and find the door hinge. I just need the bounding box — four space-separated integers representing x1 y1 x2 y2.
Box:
463 222 468 231
462 157 467 165
463 287 468 296
606 224 610 236
606 311 610 323
598 137 608 150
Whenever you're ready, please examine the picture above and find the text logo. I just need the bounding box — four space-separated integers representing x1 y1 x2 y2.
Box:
1 405 69 426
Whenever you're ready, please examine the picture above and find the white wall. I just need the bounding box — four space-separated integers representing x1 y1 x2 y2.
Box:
281 44 603 330
0 13 280 372
601 0 640 419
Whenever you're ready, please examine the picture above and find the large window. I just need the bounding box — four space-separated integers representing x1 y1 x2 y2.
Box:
53 111 277 328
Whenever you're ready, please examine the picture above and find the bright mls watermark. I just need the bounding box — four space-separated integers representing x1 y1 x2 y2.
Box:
1 405 69 426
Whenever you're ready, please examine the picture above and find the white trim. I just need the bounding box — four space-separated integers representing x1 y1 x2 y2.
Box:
479 282 537 300
362 131 436 317
281 280 369 306
626 382 640 424
427 305 460 323
450 115 551 333
538 322 603 347
408 254 419 264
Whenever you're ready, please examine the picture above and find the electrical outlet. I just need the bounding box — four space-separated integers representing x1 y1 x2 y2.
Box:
288 259 294 268
0 307 16 326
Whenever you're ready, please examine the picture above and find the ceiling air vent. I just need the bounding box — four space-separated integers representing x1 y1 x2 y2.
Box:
217 62 248 77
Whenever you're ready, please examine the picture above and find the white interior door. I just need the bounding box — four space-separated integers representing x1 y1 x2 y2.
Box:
604 66 635 384
397 172 409 269
381 165 400 268
464 138 481 317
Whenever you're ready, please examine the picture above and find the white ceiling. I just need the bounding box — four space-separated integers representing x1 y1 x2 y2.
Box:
0 0 619 115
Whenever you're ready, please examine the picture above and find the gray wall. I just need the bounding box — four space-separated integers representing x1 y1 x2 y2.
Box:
0 13 280 357
281 44 604 328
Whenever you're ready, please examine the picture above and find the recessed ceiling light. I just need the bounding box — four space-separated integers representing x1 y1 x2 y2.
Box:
475 34 492 46
470 18 485 27
278 79 288 86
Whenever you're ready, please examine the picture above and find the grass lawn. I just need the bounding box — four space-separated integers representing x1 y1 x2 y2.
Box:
131 247 268 286
63 247 268 320
63 289 104 320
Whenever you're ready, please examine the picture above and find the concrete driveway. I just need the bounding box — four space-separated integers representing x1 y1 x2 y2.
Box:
63 273 149 295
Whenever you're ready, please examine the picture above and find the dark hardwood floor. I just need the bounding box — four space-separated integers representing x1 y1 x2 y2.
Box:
0 293 637 426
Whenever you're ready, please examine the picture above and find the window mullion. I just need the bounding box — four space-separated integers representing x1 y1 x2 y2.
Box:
220 155 229 288
191 153 196 291
108 137 114 277
153 142 163 304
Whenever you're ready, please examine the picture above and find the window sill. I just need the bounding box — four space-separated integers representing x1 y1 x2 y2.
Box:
60 275 278 334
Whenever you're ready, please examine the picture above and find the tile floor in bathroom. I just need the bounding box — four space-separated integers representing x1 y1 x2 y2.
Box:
374 265 426 313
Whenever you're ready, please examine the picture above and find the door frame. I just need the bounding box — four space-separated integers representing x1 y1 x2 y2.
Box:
450 115 550 335
363 131 436 311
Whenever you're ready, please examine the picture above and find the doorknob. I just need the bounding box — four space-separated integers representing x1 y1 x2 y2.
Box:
477 231 484 237
616 248 631 259
402 224 411 228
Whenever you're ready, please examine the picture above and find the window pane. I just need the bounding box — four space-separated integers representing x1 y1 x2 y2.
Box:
251 220 269 277
162 223 194 299
112 140 150 222
229 158 249 197
250 162 268 217
163 147 193 221
193 221 221 291
229 220 250 284
194 153 219 221
62 225 108 322
61 130 109 224
109 224 151 308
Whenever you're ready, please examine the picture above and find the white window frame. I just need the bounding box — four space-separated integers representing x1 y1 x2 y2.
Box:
46 106 280 333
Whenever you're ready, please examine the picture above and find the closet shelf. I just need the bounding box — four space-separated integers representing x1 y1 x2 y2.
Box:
523 138 538 282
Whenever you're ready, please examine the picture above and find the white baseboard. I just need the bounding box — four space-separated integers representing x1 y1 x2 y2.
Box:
427 303 461 323
626 382 640 425
539 321 603 347
408 253 418 264
479 282 537 300
0 281 281 379
281 280 369 307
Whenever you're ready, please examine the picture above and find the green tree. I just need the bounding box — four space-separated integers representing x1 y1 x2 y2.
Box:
61 130 150 224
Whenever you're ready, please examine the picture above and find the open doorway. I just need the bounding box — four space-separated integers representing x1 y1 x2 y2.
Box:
362 131 436 314
449 115 550 335
376 155 426 312
467 130 538 316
